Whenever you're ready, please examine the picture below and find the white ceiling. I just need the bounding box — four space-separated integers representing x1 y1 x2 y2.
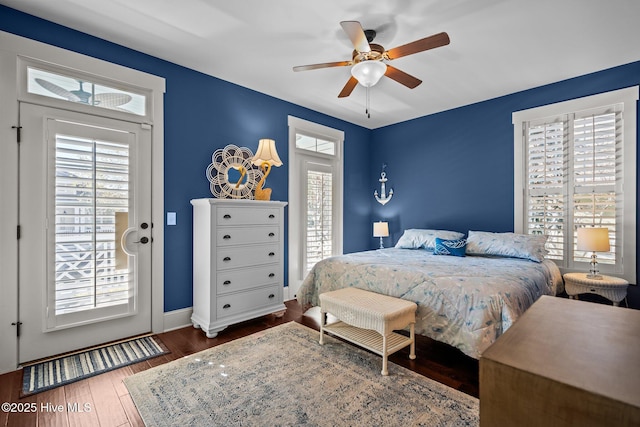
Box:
3 0 640 129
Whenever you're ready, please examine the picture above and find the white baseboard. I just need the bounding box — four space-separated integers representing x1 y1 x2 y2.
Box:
163 307 193 332
284 285 299 302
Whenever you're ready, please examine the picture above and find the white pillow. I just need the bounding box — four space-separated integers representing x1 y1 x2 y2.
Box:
395 229 465 250
466 231 548 262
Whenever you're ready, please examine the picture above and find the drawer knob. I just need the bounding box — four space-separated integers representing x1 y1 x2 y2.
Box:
269 273 275 278
223 235 231 240
223 304 231 309
268 232 275 237
268 294 275 299
268 252 275 257
223 214 231 219
223 280 231 285
223 257 231 262
268 214 275 219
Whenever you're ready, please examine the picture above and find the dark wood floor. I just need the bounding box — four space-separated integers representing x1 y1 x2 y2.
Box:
0 300 478 427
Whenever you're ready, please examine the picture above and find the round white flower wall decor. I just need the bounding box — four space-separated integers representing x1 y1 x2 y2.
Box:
206 144 264 199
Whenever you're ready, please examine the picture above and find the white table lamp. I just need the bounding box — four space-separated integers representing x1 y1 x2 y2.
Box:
577 227 610 279
373 221 389 249
251 138 282 201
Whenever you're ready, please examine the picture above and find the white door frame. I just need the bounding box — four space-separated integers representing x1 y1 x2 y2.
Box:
0 30 165 374
287 116 344 301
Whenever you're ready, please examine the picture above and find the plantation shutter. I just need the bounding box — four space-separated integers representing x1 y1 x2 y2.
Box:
54 134 131 315
571 108 621 265
524 104 623 270
525 119 566 260
304 163 333 274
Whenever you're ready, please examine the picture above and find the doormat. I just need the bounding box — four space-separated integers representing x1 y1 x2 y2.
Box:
22 335 169 397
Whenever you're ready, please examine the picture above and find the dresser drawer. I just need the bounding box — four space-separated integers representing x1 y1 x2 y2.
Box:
217 285 281 319
217 207 281 226
216 226 279 246
217 244 280 270
217 265 281 294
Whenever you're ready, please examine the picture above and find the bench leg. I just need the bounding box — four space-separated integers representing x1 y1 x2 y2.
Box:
381 334 389 376
409 323 416 360
319 309 327 345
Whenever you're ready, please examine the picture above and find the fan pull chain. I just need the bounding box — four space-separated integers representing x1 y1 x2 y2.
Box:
366 86 371 119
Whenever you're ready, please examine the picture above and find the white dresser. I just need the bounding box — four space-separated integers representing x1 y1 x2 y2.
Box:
190 198 288 338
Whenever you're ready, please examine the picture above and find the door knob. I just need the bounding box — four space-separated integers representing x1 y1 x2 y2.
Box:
135 236 149 244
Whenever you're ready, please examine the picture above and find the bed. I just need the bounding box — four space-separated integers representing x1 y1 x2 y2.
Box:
297 229 564 359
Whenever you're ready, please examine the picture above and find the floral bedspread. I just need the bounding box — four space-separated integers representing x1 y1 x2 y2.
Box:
297 248 562 359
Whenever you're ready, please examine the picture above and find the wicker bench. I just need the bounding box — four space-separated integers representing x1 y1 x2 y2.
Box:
319 287 417 375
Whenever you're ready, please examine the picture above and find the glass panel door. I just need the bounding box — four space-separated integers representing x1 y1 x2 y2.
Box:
304 167 333 274
19 103 152 363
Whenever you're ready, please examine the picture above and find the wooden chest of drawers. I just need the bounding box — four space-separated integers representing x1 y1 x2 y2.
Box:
190 198 287 338
480 296 640 426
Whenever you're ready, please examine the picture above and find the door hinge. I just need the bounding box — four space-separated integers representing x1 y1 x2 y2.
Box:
17 225 21 240
11 321 22 337
11 125 22 143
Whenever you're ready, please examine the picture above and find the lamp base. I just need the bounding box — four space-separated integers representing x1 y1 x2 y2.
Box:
254 162 273 201
587 252 602 279
255 187 272 201
379 236 384 249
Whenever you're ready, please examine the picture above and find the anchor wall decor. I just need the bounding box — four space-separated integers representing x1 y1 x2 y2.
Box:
374 165 393 205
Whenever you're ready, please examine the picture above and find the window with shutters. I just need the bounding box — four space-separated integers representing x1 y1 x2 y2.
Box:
288 116 344 298
513 87 637 282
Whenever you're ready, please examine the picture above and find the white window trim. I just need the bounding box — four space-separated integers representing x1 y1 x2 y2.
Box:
513 86 638 283
287 116 344 300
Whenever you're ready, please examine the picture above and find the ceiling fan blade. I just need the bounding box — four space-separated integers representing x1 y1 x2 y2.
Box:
93 93 133 107
385 65 422 89
293 61 352 72
340 21 371 53
35 78 81 102
338 76 359 98
385 32 450 60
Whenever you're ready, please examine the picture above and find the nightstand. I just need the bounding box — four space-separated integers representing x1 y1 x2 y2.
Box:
563 272 629 306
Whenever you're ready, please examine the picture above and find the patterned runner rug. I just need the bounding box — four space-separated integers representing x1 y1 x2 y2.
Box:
125 322 478 426
22 335 169 397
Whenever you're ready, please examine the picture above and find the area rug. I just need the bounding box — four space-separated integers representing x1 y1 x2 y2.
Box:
22 335 169 397
125 322 478 426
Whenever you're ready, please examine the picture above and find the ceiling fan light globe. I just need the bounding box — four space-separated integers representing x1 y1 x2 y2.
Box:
351 61 387 87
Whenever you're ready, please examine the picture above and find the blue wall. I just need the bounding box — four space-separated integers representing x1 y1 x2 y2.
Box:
3 5 639 308
371 61 640 260
0 5 373 312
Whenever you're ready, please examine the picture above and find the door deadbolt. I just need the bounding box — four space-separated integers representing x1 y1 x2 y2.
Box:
141 222 149 229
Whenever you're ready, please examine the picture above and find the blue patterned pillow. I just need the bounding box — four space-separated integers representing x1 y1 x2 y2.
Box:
433 237 467 257
395 229 465 250
465 231 548 262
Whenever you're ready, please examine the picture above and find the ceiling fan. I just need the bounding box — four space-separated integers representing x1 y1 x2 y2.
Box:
35 78 132 109
293 21 450 102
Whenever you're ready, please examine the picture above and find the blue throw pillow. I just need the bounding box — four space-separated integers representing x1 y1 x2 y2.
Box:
434 237 467 257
